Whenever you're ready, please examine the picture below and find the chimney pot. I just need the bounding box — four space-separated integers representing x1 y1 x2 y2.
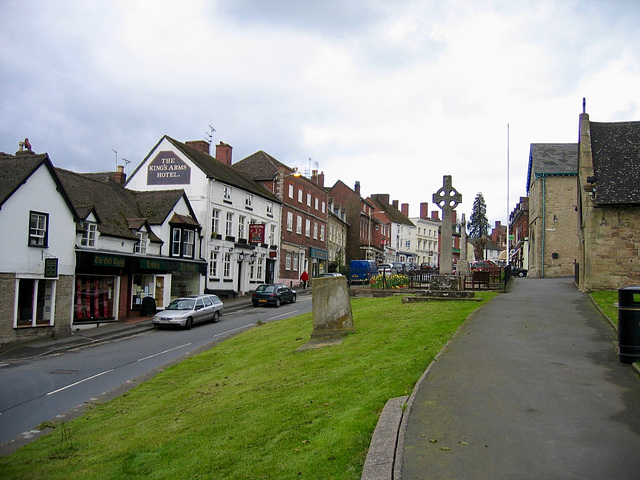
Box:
354 181 361 194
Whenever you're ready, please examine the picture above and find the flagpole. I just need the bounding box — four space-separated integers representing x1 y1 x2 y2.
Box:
506 123 510 265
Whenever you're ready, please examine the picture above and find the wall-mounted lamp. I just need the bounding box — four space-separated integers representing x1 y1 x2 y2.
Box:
214 245 220 251
249 252 257 264
238 251 245 261
553 214 558 223
228 247 234 253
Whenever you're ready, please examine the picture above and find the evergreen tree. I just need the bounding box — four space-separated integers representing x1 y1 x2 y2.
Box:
468 193 490 239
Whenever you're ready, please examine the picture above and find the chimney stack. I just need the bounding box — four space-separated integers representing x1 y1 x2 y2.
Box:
114 165 126 185
420 202 429 219
186 140 210 155
392 199 399 209
431 210 439 221
372 193 390 205
401 203 409 216
215 142 233 165
354 181 361 194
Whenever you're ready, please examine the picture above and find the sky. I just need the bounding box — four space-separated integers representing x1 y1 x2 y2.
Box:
2 0 640 227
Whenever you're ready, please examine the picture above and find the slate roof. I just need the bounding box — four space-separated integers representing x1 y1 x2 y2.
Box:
590 121 640 205
526 143 578 193
130 136 281 203
0 151 78 218
133 189 194 226
233 150 292 180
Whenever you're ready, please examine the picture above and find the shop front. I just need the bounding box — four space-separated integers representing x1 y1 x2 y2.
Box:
75 252 206 324
308 247 329 277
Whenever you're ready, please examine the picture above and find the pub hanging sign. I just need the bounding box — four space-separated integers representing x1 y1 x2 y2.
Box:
249 223 266 244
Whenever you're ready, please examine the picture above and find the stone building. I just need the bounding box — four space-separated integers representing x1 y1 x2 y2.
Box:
367 194 416 264
577 110 640 291
526 143 579 278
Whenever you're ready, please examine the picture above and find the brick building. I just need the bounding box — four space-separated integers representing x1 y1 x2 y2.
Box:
509 196 529 270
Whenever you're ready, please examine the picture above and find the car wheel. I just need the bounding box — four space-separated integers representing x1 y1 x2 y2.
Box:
253 303 259 308
185 317 193 330
212 311 220 323
275 298 281 307
291 294 296 304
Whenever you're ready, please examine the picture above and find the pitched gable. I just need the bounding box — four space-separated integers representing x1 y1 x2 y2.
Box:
527 143 578 193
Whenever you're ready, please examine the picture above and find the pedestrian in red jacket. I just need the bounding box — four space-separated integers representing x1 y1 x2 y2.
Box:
300 271 309 289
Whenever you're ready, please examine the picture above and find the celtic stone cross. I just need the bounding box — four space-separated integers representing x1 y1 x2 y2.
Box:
433 175 462 274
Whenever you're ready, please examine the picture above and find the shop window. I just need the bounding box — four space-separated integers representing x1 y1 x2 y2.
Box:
16 278 54 327
170 272 199 299
81 221 97 247
75 275 115 321
29 211 48 247
132 274 155 310
285 252 292 270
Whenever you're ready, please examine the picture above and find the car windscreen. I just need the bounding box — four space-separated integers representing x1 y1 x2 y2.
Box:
256 285 275 293
167 299 195 310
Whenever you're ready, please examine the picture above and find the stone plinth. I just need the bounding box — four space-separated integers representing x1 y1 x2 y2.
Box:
430 275 463 291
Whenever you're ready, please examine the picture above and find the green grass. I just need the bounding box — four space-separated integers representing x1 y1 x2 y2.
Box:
590 290 618 326
0 294 494 480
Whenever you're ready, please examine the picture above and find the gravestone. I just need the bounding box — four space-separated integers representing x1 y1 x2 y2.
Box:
311 276 354 338
299 276 354 351
433 175 462 275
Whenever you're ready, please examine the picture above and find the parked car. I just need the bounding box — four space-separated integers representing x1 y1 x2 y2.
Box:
470 260 499 271
511 266 528 277
420 262 437 270
318 272 343 277
152 294 224 329
378 263 396 275
252 284 297 307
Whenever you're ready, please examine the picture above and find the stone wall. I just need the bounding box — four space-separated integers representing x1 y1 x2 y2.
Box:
528 175 578 278
580 206 640 291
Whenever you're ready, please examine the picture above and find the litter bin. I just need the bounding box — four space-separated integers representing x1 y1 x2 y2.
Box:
617 287 640 364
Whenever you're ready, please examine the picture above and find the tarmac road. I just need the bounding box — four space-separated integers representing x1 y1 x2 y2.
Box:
400 277 640 480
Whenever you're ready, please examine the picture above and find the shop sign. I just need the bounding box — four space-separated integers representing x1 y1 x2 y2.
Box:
309 247 328 260
147 150 191 185
44 258 58 278
94 254 126 268
140 259 166 270
249 223 265 244
175 262 200 273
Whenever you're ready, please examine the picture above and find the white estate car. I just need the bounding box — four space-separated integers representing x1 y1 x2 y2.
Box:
152 294 224 329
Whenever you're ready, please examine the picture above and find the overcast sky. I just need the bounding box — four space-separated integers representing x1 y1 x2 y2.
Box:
2 0 640 227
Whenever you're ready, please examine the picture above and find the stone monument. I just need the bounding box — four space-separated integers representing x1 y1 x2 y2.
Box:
457 213 470 277
299 276 355 350
433 175 462 275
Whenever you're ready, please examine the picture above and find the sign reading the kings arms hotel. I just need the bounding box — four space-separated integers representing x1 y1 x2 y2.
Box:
147 151 191 185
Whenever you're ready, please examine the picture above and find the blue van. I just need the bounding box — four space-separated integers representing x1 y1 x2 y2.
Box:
349 260 378 285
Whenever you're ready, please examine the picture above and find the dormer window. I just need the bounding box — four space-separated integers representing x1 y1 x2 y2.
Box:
135 231 148 254
81 222 97 247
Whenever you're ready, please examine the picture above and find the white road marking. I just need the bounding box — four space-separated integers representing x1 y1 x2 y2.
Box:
46 369 114 396
137 343 192 361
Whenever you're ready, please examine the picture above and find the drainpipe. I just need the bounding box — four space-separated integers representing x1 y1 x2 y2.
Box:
541 176 546 278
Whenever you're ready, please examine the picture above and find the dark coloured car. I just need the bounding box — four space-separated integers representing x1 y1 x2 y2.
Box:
511 266 528 277
470 260 499 271
252 284 297 307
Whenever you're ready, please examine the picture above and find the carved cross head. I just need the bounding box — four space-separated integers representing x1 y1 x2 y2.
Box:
433 175 462 213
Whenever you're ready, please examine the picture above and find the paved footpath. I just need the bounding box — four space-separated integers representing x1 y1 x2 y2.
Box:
400 277 640 480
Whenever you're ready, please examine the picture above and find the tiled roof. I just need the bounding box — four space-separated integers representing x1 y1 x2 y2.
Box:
233 150 291 180
133 189 188 225
590 121 640 205
162 137 281 203
0 152 78 218
527 143 578 192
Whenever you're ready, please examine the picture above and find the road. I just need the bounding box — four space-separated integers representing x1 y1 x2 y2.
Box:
0 296 312 448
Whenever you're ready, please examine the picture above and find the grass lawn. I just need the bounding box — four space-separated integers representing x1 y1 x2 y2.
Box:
590 290 618 326
0 294 494 480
